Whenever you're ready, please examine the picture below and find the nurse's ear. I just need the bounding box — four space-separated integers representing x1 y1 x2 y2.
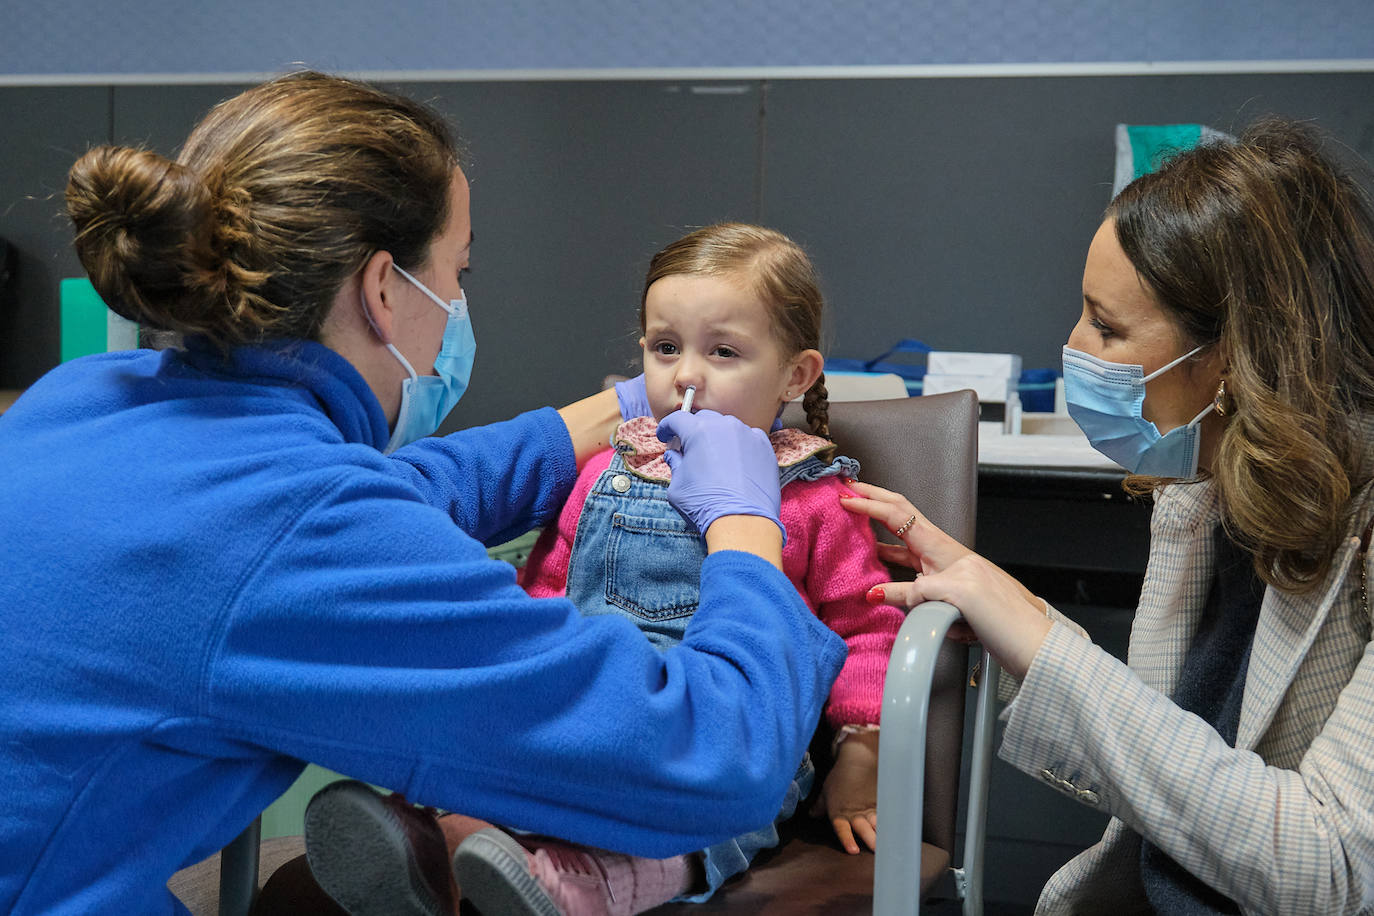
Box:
358 249 399 344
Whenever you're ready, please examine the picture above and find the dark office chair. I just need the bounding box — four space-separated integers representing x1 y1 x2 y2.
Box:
645 389 989 915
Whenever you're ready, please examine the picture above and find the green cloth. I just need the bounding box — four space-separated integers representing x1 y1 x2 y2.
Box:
1127 123 1202 181
59 278 111 363
1113 123 1232 198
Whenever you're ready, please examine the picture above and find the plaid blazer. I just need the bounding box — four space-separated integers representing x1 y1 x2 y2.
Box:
999 476 1374 915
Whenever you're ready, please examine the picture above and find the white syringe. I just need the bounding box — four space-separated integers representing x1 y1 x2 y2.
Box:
665 387 696 452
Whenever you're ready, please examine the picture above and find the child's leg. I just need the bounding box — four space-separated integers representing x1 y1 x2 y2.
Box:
454 828 695 916
678 752 816 903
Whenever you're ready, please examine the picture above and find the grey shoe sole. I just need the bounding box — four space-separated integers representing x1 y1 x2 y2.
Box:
303 779 448 916
452 828 561 916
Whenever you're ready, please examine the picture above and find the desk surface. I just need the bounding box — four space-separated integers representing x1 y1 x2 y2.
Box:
977 420 1122 472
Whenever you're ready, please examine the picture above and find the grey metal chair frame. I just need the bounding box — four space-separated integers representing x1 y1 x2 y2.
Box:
218 816 261 916
876 604 1000 915
785 390 994 914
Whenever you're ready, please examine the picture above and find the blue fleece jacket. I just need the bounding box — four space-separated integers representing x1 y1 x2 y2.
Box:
0 338 845 915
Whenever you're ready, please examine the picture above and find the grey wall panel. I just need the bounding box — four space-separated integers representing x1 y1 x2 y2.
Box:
8 73 1374 423
112 84 253 150
412 80 762 430
761 73 1374 375
0 87 110 387
111 79 762 429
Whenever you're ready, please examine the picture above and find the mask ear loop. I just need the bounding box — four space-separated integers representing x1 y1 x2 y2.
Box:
1141 344 1205 383
1141 344 1215 433
393 263 460 318
1184 400 1215 428
360 287 420 383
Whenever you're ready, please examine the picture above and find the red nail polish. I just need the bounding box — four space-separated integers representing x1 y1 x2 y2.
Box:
866 586 885 604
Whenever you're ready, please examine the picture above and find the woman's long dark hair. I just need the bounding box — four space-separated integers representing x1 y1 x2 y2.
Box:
1110 119 1374 590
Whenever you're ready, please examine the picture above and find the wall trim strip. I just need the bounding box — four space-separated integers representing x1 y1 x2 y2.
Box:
3 59 1374 88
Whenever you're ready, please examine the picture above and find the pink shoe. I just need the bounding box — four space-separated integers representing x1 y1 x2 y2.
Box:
453 828 690 916
453 828 613 915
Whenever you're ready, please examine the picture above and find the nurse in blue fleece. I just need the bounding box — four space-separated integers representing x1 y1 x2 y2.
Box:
0 71 845 916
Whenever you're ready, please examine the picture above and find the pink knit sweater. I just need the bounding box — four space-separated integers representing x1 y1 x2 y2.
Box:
519 419 905 729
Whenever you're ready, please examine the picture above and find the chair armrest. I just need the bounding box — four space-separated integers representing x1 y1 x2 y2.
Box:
962 648 1000 915
872 602 999 916
874 601 961 915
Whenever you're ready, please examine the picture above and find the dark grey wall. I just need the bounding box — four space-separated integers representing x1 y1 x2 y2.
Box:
762 73 1374 374
0 87 109 386
3 73 1374 432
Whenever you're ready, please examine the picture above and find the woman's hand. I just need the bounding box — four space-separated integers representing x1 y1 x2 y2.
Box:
813 730 879 854
840 481 1053 680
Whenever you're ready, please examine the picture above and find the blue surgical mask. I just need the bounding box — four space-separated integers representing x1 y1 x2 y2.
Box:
371 264 476 453
1061 344 1213 478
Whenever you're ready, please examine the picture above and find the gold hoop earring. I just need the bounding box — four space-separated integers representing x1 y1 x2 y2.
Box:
1213 379 1232 417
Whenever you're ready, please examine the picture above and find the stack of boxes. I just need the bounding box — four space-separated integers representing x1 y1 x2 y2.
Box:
920 351 1023 430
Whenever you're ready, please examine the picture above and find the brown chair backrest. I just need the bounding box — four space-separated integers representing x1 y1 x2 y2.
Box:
782 389 978 858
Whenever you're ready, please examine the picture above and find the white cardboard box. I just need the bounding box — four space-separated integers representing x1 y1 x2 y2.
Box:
921 373 1018 403
926 351 1022 379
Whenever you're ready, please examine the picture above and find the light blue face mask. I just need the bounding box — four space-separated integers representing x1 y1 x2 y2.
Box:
1061 344 1213 478
372 264 476 453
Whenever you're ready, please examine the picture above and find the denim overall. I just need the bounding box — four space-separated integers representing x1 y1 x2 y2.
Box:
565 443 858 900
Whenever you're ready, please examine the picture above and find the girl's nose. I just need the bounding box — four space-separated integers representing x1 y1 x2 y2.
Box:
674 360 704 393
674 379 700 407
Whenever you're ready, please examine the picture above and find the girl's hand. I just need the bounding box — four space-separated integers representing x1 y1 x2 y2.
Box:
840 481 1053 680
812 731 879 854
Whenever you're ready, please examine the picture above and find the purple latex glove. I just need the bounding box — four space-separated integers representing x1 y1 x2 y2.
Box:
657 409 784 540
614 373 651 420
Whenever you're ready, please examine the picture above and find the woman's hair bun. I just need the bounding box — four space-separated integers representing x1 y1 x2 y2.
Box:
65 145 223 331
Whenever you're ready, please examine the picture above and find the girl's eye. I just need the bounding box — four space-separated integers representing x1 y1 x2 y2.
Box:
713 346 739 359
1088 317 1114 339
653 342 678 356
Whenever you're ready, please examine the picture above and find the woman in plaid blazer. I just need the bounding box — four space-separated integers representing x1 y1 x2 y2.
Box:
846 120 1374 914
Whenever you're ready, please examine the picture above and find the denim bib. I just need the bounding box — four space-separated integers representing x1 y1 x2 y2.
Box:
565 446 857 647
562 442 856 899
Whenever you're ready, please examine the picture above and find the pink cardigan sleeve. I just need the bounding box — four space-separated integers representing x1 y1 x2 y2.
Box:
518 448 614 597
780 476 905 729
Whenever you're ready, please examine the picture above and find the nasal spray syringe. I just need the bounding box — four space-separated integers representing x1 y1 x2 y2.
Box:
666 386 695 451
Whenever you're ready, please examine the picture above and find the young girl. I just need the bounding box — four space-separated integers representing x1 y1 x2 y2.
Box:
305 223 905 915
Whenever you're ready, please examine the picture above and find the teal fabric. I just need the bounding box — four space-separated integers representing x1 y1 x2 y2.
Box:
1127 123 1202 181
